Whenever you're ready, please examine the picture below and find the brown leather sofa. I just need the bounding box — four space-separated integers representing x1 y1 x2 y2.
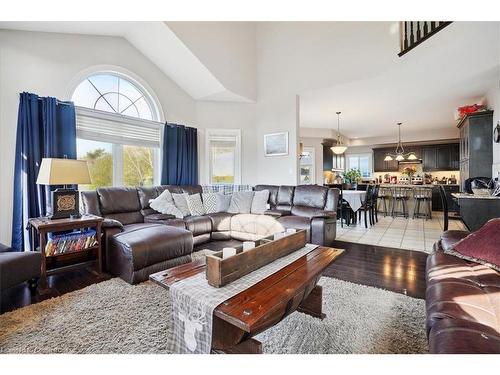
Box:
81 184 339 284
426 230 500 353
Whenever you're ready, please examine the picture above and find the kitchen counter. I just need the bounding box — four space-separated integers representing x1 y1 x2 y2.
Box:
380 184 459 188
452 193 500 200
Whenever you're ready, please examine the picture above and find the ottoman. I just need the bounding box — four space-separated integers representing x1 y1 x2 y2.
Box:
108 224 193 284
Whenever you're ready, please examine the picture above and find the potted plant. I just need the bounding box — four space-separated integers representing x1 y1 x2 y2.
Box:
344 168 362 190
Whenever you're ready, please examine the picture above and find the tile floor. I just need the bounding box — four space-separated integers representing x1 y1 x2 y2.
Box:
336 212 467 253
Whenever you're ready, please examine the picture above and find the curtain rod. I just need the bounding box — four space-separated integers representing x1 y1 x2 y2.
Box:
35 97 73 106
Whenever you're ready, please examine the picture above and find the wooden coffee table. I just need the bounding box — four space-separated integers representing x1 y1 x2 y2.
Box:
150 246 344 354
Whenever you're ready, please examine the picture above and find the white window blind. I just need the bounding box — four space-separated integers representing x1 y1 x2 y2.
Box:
75 107 162 148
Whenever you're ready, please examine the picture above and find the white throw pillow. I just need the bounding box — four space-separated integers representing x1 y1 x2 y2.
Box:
202 193 218 214
148 194 184 219
228 191 255 214
217 193 232 213
186 193 206 216
172 193 191 217
251 189 269 214
149 189 174 213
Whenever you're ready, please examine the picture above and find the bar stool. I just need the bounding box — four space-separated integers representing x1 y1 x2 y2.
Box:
391 187 411 218
412 187 432 220
377 186 392 217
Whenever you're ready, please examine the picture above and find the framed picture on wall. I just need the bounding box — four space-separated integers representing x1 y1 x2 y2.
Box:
264 132 289 156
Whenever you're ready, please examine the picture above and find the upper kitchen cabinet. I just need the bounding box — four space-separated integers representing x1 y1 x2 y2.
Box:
373 148 398 172
457 111 494 190
322 141 345 171
422 143 460 172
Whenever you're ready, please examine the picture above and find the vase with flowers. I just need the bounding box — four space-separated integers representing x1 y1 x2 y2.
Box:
402 165 417 178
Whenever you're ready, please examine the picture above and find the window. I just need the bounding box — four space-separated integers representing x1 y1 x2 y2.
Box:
205 129 241 184
72 72 161 188
346 153 372 178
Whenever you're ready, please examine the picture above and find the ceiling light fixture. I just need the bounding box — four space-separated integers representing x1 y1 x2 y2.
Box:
331 111 348 155
384 122 417 162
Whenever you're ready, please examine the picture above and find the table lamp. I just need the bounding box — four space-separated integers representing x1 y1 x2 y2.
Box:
36 158 91 219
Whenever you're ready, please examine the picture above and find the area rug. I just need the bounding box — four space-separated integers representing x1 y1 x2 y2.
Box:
0 276 428 354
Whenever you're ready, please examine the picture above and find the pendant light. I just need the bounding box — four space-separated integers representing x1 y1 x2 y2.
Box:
331 111 348 154
384 122 417 161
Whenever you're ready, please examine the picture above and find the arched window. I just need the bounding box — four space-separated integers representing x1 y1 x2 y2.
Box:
72 72 162 189
72 73 158 120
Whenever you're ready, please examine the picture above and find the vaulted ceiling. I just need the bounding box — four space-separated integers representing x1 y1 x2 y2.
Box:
1 21 499 142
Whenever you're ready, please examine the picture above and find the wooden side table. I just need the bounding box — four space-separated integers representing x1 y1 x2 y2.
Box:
27 214 103 291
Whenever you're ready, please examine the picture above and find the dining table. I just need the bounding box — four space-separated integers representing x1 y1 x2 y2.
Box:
342 190 366 212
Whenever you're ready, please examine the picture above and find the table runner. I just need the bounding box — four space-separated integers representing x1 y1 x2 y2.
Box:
342 191 366 212
169 243 319 354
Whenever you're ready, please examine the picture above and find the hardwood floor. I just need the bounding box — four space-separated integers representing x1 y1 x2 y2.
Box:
325 240 428 299
0 241 428 314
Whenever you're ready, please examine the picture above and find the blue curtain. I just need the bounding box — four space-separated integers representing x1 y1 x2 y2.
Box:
11 93 76 251
161 123 198 185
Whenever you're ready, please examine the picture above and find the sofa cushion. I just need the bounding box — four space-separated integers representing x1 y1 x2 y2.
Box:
186 193 206 216
184 215 213 236
251 189 269 214
0 251 42 291
446 218 500 271
97 187 141 215
109 224 192 273
180 185 203 195
276 186 295 210
172 193 191 217
291 206 335 218
277 215 312 231
293 185 328 209
205 212 233 232
228 191 255 214
254 185 279 208
137 186 158 210
202 193 218 214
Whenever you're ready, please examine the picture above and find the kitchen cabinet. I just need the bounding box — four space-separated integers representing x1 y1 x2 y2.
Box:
373 148 398 172
421 143 460 172
431 185 460 212
457 111 494 191
322 142 345 171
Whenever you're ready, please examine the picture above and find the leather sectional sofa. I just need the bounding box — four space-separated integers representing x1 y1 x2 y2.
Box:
426 230 500 353
81 184 339 284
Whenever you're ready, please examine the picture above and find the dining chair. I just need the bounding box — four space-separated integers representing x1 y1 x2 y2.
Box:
371 184 380 223
438 185 449 231
357 185 374 228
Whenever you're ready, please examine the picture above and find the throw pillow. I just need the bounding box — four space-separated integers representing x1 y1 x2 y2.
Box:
228 191 255 214
217 193 232 213
445 218 500 271
172 193 191 217
149 189 174 213
202 193 218 214
251 189 270 214
186 193 206 216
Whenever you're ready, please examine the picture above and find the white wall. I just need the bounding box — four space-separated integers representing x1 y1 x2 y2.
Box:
195 101 257 184
168 22 257 102
0 30 196 245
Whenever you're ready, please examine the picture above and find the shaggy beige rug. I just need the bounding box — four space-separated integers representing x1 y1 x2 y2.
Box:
0 276 428 354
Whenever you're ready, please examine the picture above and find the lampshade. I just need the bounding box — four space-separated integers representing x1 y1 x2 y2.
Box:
36 158 91 185
331 145 347 155
395 154 405 162
384 155 393 161
407 152 418 160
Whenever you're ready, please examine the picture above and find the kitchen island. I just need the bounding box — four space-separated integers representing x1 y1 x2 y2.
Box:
451 193 500 231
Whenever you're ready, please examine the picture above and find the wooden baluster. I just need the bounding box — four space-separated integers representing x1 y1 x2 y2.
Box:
410 22 415 45
423 21 429 36
403 21 409 50
416 21 421 40
430 21 436 31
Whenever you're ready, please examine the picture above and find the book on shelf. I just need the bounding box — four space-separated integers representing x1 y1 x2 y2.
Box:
45 229 97 256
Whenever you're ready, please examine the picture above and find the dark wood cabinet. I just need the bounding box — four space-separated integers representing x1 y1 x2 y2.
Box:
422 146 437 171
457 111 494 191
421 143 459 172
373 148 399 172
322 143 345 171
322 143 333 171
